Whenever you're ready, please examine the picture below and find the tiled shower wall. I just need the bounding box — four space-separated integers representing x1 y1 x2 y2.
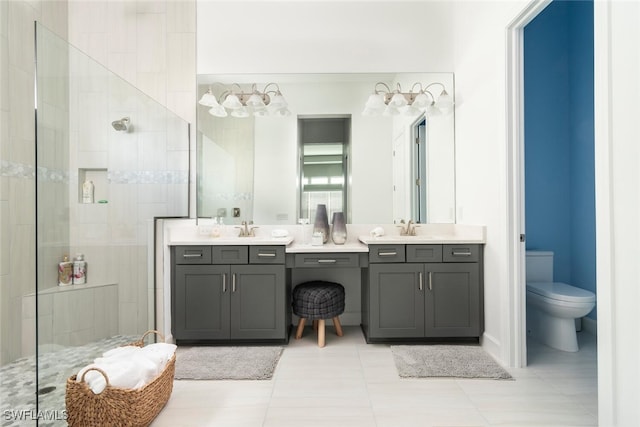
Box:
0 0 196 366
0 0 69 366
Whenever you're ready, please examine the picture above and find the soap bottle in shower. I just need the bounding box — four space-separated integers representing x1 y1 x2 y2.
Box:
73 253 87 285
82 179 94 204
58 255 73 286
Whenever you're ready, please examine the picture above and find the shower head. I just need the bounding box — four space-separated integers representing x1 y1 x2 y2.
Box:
111 117 130 132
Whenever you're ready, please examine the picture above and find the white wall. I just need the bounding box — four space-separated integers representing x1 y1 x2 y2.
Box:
451 0 640 425
451 0 530 367
197 1 454 74
594 2 640 425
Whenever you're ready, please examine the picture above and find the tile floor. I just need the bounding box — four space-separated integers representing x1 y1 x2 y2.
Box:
0 327 597 426
152 326 598 427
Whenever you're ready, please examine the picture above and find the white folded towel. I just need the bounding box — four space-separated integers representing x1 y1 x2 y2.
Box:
77 360 143 394
271 229 289 238
102 345 139 359
77 343 177 394
370 227 385 237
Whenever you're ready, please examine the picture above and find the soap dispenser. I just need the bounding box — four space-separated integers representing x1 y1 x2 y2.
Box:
58 255 73 286
73 253 87 285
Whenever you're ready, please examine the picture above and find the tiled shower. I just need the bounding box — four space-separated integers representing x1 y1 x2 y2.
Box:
0 22 189 422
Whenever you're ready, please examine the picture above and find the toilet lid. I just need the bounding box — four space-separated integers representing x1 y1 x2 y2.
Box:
527 282 596 303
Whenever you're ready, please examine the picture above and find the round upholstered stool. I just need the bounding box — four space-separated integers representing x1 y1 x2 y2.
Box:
292 281 345 347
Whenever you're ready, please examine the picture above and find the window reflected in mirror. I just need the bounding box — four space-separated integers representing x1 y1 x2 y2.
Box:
298 116 350 223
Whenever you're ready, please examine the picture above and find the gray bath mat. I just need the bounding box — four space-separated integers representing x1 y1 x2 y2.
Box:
174 346 283 380
391 345 512 380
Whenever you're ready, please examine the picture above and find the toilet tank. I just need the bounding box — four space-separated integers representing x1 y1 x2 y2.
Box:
526 251 554 282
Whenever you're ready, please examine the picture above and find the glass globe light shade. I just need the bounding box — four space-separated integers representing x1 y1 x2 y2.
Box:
269 93 288 109
221 93 243 109
198 90 219 107
246 93 266 108
435 90 454 110
231 106 250 118
208 105 228 117
365 93 385 109
412 92 431 109
390 92 408 107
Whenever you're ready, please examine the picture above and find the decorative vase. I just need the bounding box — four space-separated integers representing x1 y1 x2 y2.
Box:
331 212 347 245
313 204 330 243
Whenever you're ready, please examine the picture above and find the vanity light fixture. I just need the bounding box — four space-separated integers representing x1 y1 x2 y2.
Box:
362 82 454 117
198 83 291 118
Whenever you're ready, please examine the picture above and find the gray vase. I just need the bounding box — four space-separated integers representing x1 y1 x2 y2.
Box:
331 212 347 245
313 204 330 243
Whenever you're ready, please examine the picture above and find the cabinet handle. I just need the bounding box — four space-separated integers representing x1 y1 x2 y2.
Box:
258 253 276 257
182 253 202 258
452 250 472 257
428 271 433 291
222 273 227 293
317 259 337 264
378 251 397 257
232 273 237 292
419 272 423 291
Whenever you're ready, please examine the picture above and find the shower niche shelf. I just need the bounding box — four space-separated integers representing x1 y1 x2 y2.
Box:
78 168 108 204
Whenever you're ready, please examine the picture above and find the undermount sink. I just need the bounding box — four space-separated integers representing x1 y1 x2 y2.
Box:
206 236 294 245
358 235 448 244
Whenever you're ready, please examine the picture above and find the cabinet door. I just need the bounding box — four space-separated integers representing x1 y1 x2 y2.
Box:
230 265 286 340
424 263 480 337
174 265 230 340
369 263 424 338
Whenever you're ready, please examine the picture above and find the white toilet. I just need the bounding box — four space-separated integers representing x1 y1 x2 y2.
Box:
526 251 596 352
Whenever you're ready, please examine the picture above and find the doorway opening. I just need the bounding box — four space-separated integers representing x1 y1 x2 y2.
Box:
411 118 428 224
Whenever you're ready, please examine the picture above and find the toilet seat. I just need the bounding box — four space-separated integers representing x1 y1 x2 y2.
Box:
527 282 596 304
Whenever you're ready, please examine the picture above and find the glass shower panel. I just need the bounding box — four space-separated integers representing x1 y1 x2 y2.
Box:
35 23 188 420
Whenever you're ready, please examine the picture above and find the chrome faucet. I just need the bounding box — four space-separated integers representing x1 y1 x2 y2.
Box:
236 220 258 237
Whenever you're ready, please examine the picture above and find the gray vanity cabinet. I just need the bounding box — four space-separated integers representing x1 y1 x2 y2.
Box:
368 263 424 338
174 264 230 340
422 262 481 337
363 244 484 342
172 245 288 343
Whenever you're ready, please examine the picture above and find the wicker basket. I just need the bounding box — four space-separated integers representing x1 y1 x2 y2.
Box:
65 330 175 427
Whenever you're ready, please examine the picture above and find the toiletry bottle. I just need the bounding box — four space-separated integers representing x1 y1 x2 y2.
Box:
211 217 220 237
58 255 73 286
73 253 87 285
82 179 94 203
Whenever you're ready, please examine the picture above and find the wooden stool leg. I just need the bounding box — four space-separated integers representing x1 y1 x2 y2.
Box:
317 319 326 347
295 318 306 339
333 316 344 337
313 320 319 332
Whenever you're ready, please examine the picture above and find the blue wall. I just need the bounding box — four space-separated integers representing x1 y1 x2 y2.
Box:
524 0 596 319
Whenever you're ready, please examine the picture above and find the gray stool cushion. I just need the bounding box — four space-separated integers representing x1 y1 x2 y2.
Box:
292 281 345 320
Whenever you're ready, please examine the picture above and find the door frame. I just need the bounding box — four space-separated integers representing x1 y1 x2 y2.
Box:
505 0 552 368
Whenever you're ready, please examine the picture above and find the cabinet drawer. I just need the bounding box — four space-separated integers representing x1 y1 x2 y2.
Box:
212 246 248 264
174 246 212 264
294 253 360 268
406 245 443 263
249 246 285 264
368 245 405 263
442 244 481 262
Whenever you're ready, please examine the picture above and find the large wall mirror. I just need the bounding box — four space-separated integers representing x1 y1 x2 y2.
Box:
196 72 455 225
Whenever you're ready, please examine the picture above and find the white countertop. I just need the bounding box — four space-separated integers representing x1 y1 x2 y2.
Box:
286 241 368 253
358 235 486 245
164 221 486 250
169 236 295 246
